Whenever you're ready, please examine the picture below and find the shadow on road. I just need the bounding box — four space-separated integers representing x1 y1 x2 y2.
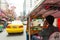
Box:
7 32 24 37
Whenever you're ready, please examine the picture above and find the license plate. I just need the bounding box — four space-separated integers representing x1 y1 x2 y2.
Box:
13 26 16 28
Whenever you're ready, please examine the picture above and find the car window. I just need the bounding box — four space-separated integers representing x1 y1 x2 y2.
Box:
12 20 22 24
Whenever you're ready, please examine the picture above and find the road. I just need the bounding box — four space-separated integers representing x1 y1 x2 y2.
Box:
0 25 27 40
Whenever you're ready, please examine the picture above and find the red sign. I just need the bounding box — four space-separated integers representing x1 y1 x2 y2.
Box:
57 18 60 31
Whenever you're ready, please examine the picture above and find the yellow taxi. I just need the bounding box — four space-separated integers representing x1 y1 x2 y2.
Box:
6 20 24 34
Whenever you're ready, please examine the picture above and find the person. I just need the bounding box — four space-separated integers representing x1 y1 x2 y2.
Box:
32 15 59 40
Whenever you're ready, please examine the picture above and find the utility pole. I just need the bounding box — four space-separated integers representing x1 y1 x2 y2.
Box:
28 0 32 40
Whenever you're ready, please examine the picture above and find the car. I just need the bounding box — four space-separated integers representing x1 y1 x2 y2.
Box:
7 21 12 25
6 20 24 34
23 20 27 25
0 20 5 32
0 24 4 32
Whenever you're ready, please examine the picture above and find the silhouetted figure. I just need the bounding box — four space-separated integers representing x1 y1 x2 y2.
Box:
39 15 59 40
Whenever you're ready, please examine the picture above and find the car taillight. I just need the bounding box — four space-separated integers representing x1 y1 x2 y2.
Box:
7 26 10 28
19 26 23 28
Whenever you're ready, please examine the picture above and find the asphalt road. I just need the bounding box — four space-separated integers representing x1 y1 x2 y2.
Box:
0 25 27 40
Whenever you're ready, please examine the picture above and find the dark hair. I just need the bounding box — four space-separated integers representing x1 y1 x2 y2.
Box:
46 15 54 25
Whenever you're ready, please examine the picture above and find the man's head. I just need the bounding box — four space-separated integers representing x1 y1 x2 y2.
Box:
46 15 55 25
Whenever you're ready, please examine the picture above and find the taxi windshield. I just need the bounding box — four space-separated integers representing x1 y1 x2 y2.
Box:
11 20 22 24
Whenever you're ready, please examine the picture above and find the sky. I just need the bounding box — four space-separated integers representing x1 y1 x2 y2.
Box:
6 0 24 17
6 0 44 17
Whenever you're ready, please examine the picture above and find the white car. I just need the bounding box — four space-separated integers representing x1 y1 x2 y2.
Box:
23 21 27 25
7 21 12 24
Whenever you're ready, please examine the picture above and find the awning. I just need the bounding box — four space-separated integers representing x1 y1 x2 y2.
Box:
29 0 60 18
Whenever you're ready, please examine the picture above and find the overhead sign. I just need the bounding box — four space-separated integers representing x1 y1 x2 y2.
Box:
57 18 60 31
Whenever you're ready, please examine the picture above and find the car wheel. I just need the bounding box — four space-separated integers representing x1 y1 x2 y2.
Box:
21 32 23 34
0 31 2 32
